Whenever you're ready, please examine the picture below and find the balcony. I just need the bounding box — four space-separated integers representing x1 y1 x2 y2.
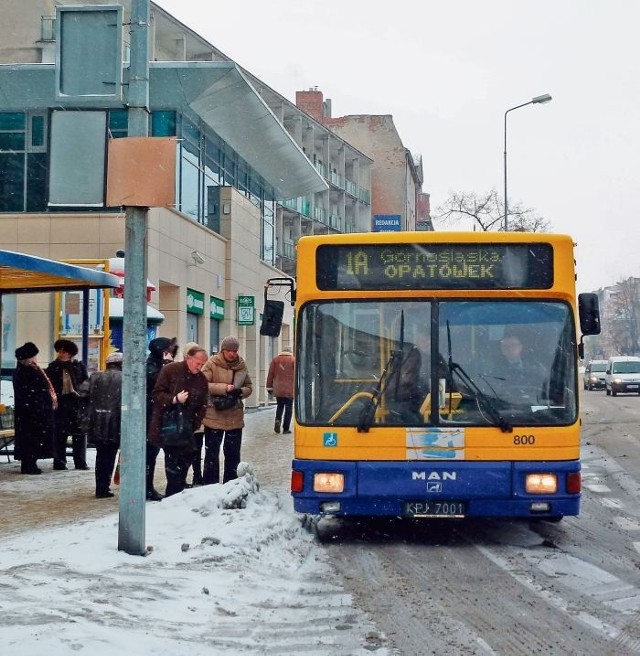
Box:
282 197 311 217
313 206 328 223
330 170 345 189
329 213 343 230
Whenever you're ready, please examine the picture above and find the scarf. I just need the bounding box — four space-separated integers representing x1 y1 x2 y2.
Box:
27 361 58 410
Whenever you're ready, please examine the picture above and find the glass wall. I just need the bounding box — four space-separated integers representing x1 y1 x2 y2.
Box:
0 109 277 266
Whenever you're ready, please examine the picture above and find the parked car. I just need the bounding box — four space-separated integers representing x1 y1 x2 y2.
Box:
605 356 640 396
583 359 608 390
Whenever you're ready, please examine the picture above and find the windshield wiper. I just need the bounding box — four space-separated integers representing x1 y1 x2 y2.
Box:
445 321 512 433
449 363 513 433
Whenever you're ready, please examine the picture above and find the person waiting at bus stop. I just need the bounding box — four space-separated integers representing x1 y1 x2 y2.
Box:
201 336 253 484
13 341 56 474
46 339 89 470
148 344 209 497
86 352 123 498
145 336 178 501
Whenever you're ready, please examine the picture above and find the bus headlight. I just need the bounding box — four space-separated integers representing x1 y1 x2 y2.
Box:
526 473 557 494
313 473 345 493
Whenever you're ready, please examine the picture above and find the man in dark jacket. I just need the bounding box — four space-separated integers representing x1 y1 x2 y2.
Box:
87 352 123 498
46 339 89 470
148 344 208 497
145 336 177 501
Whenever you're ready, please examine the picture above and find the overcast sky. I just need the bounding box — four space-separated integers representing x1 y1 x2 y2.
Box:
155 0 640 293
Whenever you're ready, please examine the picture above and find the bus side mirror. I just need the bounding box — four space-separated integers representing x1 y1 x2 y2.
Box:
260 300 284 337
578 293 601 336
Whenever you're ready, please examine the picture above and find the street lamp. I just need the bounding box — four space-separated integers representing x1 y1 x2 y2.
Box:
503 93 552 231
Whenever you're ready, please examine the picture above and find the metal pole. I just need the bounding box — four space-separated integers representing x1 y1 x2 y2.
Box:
503 101 531 232
503 109 508 232
118 0 150 555
503 95 552 232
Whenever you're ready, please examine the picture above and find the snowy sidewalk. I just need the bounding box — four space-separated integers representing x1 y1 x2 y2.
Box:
0 408 390 655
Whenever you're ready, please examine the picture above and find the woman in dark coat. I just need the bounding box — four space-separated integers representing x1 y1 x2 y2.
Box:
12 342 56 474
87 352 123 498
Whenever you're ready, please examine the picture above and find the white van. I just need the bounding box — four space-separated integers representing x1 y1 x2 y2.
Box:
605 356 640 396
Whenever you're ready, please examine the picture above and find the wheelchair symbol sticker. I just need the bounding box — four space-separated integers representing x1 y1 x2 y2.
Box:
323 432 338 447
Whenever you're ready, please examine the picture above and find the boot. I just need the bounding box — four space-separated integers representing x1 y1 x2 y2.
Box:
146 489 164 501
146 464 163 500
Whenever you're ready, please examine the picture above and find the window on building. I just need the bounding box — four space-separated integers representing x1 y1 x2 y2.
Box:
151 111 176 137
0 112 48 213
164 112 277 264
108 110 128 138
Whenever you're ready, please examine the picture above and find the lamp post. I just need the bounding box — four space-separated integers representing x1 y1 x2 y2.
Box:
503 93 552 231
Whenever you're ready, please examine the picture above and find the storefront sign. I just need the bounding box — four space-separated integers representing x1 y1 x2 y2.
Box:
237 295 255 325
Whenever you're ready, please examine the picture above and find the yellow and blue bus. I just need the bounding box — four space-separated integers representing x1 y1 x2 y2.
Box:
265 232 600 521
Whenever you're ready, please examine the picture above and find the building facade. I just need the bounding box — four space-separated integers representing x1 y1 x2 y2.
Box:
295 87 432 234
0 1 428 404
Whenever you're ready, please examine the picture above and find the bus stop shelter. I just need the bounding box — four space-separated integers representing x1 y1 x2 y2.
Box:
0 249 120 459
0 250 120 294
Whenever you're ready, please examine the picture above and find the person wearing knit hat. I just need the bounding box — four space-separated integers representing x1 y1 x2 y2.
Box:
145 336 178 501
13 342 55 474
219 335 240 352
106 352 123 365
46 338 89 471
200 336 253 485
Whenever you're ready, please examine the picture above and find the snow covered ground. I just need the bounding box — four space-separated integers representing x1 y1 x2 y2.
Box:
0 463 390 655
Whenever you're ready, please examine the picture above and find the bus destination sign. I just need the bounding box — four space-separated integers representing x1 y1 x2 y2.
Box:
316 243 553 291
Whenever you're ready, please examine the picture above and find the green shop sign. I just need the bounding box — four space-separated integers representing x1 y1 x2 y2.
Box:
237 295 255 326
210 296 225 320
186 288 205 315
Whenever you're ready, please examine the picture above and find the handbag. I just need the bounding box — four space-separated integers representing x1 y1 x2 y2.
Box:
211 371 240 411
159 403 193 448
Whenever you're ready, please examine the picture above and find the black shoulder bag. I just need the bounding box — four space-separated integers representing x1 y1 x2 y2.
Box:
159 389 194 448
212 371 241 411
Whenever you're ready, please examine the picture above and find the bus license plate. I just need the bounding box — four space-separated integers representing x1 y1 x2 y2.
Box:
405 501 466 518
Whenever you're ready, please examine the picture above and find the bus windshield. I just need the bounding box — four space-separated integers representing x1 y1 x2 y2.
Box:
297 299 577 428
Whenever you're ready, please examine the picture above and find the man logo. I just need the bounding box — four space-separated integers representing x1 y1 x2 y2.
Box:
412 471 457 481
427 482 442 492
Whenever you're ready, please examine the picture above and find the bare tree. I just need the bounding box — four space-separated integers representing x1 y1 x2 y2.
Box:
434 189 551 232
609 277 640 355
